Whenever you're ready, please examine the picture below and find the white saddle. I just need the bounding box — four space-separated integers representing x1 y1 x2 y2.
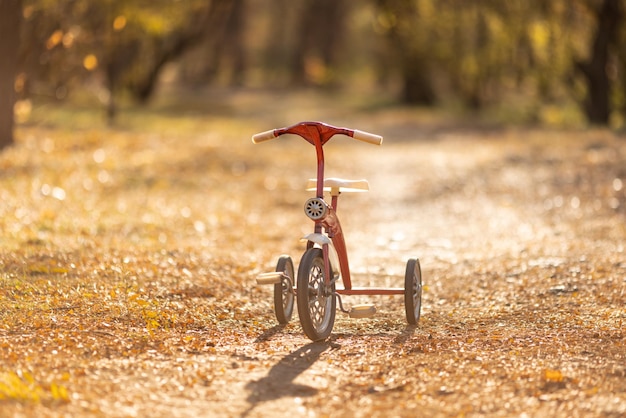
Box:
306 177 369 195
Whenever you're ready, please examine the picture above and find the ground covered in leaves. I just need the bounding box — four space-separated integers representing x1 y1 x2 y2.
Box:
1 90 625 417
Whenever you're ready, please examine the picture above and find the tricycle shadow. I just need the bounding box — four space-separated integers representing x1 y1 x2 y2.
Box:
253 324 287 343
241 323 417 416
242 341 333 417
393 324 418 345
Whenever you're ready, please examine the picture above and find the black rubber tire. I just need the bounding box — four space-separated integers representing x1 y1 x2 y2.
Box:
296 248 336 341
404 258 422 325
274 255 295 324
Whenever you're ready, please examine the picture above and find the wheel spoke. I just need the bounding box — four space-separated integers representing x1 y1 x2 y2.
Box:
405 258 422 325
308 265 328 329
282 281 291 310
297 248 336 340
274 255 295 324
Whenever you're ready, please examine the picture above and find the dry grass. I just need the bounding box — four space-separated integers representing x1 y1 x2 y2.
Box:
0 89 625 417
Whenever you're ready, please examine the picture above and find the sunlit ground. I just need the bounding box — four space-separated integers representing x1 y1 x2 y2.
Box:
0 89 624 417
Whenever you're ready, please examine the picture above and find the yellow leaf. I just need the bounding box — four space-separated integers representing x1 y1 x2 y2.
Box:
46 30 63 49
113 16 127 31
544 369 563 382
83 54 98 71
50 383 70 402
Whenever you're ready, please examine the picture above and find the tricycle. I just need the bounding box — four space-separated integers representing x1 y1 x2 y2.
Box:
252 121 422 341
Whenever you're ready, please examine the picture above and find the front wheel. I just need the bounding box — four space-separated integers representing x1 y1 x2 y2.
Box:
404 258 422 325
274 255 295 324
297 248 336 341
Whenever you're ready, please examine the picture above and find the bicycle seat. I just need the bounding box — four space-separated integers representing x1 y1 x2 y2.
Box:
306 177 369 194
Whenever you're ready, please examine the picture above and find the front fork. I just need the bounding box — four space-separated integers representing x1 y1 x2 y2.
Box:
322 243 334 288
304 195 351 290
321 242 349 313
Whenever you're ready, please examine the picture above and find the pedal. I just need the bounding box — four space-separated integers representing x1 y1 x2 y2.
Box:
256 272 283 285
349 304 377 319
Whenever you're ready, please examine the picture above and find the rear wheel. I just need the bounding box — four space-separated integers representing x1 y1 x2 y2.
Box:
404 258 422 325
297 248 336 341
274 255 295 324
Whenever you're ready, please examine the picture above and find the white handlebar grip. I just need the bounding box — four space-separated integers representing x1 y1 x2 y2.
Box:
353 129 383 145
251 129 277 144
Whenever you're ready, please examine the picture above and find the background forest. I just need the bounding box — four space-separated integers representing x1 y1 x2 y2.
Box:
0 1 625 417
1 0 626 150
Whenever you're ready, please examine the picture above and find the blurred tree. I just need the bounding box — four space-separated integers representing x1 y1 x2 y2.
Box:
177 0 247 87
260 0 294 84
370 0 626 126
0 0 22 150
215 0 247 86
122 3 214 103
619 24 626 119
12 0 626 127
290 0 350 86
442 0 507 109
20 0 217 121
575 0 624 125
373 0 436 105
92 0 216 120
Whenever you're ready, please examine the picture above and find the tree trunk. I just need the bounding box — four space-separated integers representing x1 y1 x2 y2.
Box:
131 33 205 103
576 0 623 125
401 53 436 105
225 0 246 86
0 0 22 150
107 4 214 108
375 0 436 105
198 0 247 86
290 0 348 85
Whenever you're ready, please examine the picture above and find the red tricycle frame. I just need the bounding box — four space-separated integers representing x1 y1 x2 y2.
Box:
253 121 422 341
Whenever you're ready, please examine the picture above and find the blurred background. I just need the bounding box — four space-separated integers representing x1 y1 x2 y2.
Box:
1 0 625 149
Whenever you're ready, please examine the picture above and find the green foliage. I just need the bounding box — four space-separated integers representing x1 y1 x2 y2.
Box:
373 0 614 114
21 0 210 103
14 0 626 126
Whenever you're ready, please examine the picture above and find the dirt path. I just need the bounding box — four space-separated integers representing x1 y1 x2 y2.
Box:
211 124 626 418
1 92 624 417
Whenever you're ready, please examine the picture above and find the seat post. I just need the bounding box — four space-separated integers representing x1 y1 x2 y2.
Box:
331 194 339 211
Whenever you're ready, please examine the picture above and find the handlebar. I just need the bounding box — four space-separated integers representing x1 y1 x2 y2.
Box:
352 129 384 145
251 129 277 143
251 121 383 146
